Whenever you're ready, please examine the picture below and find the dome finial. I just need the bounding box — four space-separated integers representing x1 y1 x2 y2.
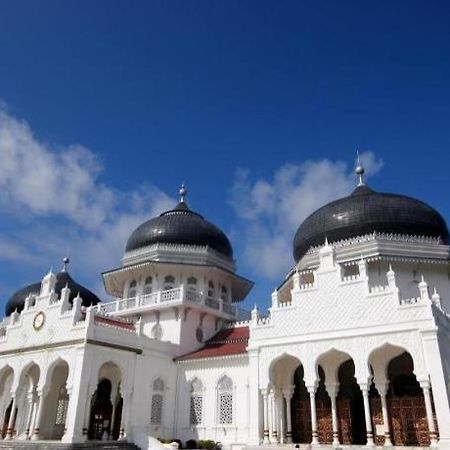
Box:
355 150 365 186
62 257 70 272
179 183 187 203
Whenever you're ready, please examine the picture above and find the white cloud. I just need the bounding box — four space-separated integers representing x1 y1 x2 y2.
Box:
0 107 175 298
229 152 383 280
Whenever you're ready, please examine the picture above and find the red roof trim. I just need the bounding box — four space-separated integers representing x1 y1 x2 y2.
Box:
176 326 249 361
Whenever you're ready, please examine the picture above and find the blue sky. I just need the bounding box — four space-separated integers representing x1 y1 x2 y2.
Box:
0 0 450 312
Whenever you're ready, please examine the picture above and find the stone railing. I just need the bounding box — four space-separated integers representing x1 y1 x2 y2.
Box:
93 286 237 317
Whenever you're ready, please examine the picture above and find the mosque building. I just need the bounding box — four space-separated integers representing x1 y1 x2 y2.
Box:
0 164 449 450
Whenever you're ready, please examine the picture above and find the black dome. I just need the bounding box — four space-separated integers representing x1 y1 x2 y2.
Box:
5 270 101 316
293 184 450 262
126 200 233 259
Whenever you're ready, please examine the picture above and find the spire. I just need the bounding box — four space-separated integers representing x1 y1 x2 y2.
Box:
179 183 187 203
62 257 70 272
355 150 365 186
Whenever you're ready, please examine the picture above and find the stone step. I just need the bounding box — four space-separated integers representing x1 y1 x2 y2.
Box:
0 441 140 450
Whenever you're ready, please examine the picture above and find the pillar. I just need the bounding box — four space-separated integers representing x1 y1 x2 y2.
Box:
82 386 96 439
377 384 392 446
277 391 285 443
118 388 132 440
283 387 294 444
5 394 17 440
262 389 270 444
360 383 374 446
109 392 118 438
421 381 438 447
248 351 261 445
326 384 340 447
31 386 49 440
25 392 36 439
308 386 319 445
270 389 279 443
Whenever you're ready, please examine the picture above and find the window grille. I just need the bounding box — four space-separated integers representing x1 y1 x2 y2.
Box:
189 379 203 425
217 375 233 424
55 385 69 425
151 378 164 425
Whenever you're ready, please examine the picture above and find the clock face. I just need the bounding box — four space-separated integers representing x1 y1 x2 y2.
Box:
33 312 45 330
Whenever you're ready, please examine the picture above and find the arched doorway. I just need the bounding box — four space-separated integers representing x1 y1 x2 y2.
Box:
315 366 332 444
15 363 40 439
387 352 435 446
89 379 113 440
337 360 366 444
0 367 14 439
42 360 69 440
88 362 123 440
291 365 311 443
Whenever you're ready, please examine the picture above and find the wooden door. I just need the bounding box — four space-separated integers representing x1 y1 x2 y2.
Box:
388 396 430 446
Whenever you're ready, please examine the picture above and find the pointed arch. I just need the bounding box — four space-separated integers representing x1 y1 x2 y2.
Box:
217 374 233 425
150 377 165 425
189 377 203 425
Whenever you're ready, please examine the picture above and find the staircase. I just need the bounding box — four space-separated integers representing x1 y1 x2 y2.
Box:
0 441 141 450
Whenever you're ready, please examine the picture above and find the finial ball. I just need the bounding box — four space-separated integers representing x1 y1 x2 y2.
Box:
355 165 365 176
179 183 187 200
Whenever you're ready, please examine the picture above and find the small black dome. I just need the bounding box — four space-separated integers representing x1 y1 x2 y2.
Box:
293 184 450 262
5 270 101 316
126 200 233 259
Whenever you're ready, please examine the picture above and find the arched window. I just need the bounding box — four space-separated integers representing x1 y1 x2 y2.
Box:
217 375 233 424
220 285 228 301
190 378 203 425
164 275 175 290
187 277 197 291
144 277 153 295
128 280 137 298
151 378 164 425
208 281 215 298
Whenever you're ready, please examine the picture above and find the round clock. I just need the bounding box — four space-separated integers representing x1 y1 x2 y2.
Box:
33 311 45 331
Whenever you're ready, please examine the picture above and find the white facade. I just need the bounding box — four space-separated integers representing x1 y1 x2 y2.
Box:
1 185 450 450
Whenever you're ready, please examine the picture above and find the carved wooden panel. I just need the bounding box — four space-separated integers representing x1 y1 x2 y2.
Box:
337 398 352 444
370 396 385 445
388 396 430 446
292 399 311 443
316 399 333 443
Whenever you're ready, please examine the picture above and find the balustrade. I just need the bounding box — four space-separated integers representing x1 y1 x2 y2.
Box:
93 286 236 317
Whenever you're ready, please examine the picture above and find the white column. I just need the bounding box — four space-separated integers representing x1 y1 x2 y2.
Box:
248 351 261 445
326 383 340 446
109 392 118 438
360 383 374 446
420 381 438 447
118 388 133 440
277 391 285 443
421 331 450 447
270 389 279 443
308 386 319 445
25 392 36 439
262 389 270 444
283 387 294 444
81 386 95 440
377 384 392 446
31 386 49 440
5 394 18 440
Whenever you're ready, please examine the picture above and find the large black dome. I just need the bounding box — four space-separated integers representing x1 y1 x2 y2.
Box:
293 184 450 262
125 200 233 259
5 269 101 316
